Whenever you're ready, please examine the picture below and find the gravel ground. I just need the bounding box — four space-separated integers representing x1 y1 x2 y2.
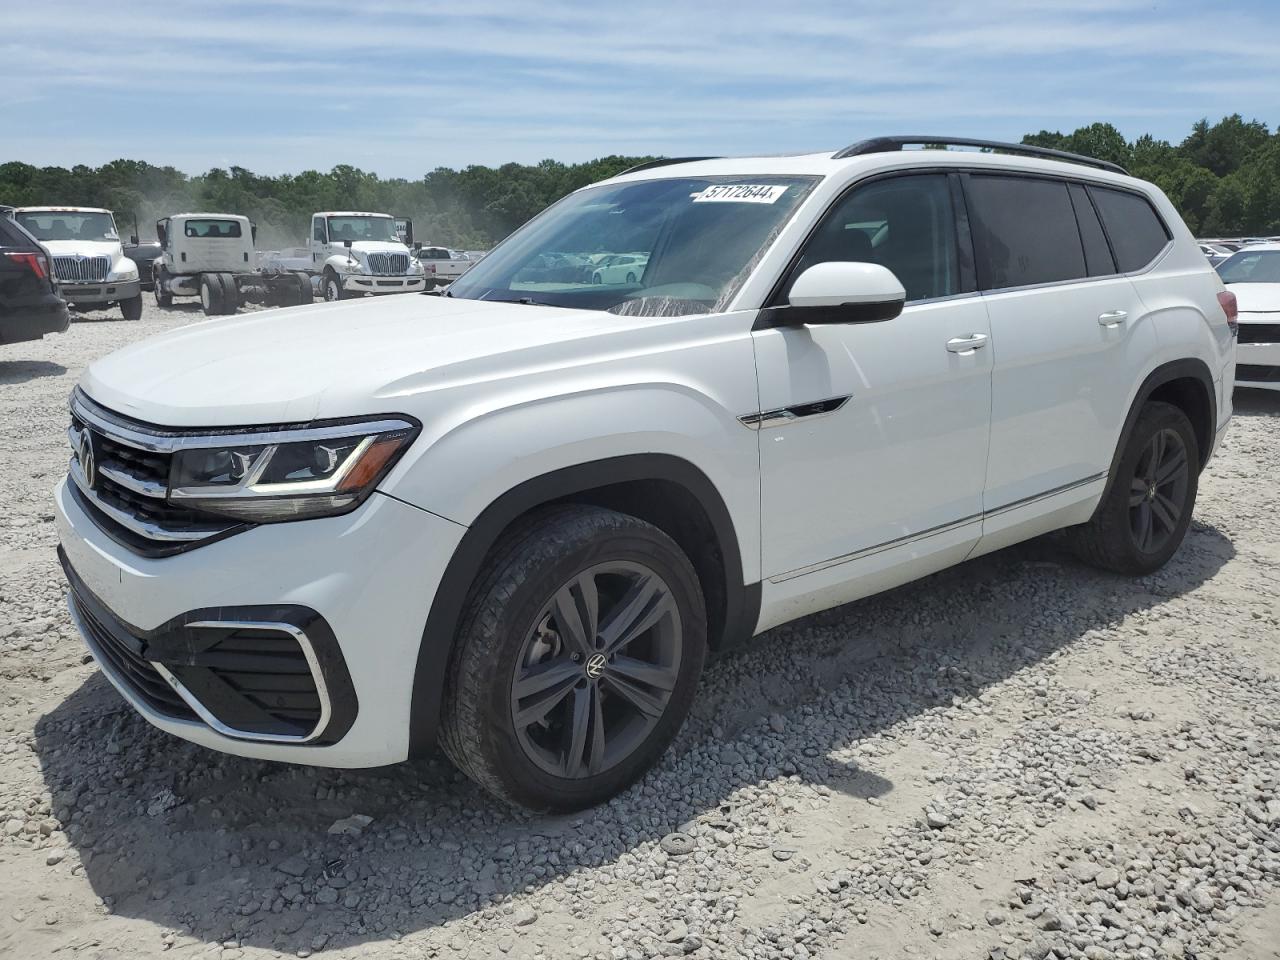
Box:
1 300 1278 960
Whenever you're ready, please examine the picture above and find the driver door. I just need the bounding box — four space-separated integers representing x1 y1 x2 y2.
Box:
751 172 993 605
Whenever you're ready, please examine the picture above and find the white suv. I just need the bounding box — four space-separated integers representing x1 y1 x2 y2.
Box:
54 137 1237 811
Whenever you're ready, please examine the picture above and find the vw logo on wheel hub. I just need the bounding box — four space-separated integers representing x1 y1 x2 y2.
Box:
584 653 607 679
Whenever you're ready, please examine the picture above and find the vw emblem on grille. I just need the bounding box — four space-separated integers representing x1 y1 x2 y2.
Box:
585 653 607 680
78 431 97 490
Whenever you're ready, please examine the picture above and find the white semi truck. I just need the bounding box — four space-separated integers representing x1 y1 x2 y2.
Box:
12 206 144 320
261 211 426 301
152 213 312 316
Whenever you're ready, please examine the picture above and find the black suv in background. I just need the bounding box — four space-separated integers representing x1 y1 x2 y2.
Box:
1 215 70 346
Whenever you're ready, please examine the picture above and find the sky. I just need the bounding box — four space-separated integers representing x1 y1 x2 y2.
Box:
3 0 1279 179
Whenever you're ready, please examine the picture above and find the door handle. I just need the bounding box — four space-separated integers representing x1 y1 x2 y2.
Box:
946 334 989 353
1098 310 1128 327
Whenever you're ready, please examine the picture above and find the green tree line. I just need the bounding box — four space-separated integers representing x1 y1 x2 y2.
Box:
2 115 1277 248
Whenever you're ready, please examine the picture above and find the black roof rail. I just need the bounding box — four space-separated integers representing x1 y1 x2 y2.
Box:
831 136 1128 176
616 157 721 176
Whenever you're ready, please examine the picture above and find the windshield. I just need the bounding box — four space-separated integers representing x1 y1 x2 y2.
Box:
16 211 117 243
1217 250 1280 284
447 176 818 315
326 216 399 243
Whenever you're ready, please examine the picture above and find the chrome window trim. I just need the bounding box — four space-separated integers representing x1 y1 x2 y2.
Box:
71 390 414 454
150 619 333 745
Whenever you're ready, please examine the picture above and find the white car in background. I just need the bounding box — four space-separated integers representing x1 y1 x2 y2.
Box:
1217 243 1280 391
591 253 648 285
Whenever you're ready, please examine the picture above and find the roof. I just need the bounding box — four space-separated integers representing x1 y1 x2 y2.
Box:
14 206 113 214
608 147 1143 189
318 211 393 218
1236 242 1280 252
164 212 252 221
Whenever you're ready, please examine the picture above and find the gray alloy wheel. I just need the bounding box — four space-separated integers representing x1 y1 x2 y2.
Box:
1128 426 1190 555
509 560 683 779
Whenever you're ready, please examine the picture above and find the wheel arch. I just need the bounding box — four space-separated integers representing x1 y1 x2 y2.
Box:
1100 358 1216 508
407 454 759 757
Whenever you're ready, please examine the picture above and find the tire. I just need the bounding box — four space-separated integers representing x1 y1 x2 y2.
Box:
1067 401 1199 575
440 505 707 812
591 272 603 284
199 274 223 316
120 294 143 321
215 273 240 314
323 271 347 302
154 266 173 308
626 272 637 284
295 273 313 304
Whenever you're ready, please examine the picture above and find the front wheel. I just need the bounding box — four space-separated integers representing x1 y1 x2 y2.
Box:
323 272 347 302
440 505 707 811
119 294 143 321
1068 401 1199 575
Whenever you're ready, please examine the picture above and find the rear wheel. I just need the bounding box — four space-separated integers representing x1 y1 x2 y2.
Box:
440 505 707 811
119 294 143 321
199 274 223 316
1068 401 1198 575
295 273 313 304
215 273 240 314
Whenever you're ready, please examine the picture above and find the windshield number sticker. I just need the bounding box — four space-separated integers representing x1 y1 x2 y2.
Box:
693 184 788 204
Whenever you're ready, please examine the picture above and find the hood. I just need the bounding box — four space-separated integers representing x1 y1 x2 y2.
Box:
1227 282 1280 314
41 239 125 260
81 295 674 427
345 241 410 257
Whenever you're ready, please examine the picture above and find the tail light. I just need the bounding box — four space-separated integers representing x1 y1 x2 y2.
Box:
1217 290 1238 335
5 251 49 280
426 263 437 275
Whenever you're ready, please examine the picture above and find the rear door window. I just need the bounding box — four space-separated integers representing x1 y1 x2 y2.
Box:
967 175 1086 290
1089 187 1170 272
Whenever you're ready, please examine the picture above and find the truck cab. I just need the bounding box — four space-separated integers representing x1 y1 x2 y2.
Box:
12 206 143 320
308 211 426 300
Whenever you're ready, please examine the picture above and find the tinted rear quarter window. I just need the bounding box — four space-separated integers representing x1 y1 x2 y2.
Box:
1068 184 1116 276
1089 186 1170 273
968 175 1086 289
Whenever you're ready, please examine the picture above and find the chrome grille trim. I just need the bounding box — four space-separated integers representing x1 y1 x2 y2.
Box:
68 457 225 542
52 255 110 283
365 252 409 275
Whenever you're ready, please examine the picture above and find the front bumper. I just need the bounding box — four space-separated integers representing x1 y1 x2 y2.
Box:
1235 338 1280 391
342 274 426 294
62 279 140 306
54 478 465 766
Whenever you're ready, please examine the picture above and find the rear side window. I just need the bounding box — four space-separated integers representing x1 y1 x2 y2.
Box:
1068 184 1116 277
1089 187 1170 273
968 176 1086 290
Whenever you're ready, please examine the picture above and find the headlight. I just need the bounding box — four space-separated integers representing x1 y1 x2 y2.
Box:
168 417 418 522
110 262 139 281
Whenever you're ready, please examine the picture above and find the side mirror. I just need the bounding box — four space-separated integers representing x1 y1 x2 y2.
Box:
129 234 139 246
782 261 906 325
343 239 353 248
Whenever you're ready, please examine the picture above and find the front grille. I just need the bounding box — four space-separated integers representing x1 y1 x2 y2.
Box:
1238 322 1280 344
68 587 197 721
1237 363 1280 383
53 255 110 283
366 252 409 275
68 395 239 555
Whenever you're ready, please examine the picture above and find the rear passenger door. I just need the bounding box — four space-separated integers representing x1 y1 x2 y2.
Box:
967 173 1160 520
